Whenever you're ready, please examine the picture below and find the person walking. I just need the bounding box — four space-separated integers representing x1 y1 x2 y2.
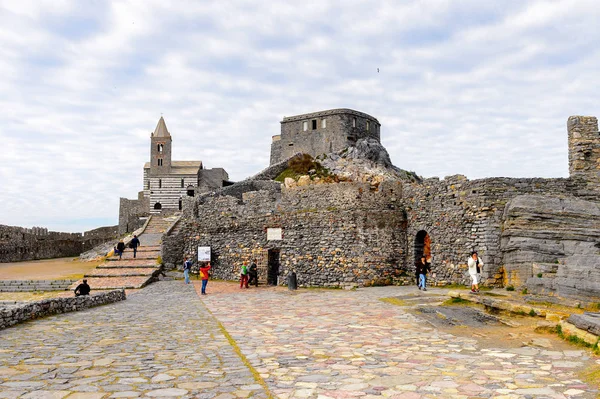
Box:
183 257 192 284
199 262 211 295
240 262 249 289
248 260 258 287
417 256 431 291
116 240 126 260
130 235 140 258
468 251 483 293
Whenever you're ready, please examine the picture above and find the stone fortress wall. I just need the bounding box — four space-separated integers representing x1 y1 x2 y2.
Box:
0 223 119 263
164 181 406 288
270 109 381 165
164 111 600 300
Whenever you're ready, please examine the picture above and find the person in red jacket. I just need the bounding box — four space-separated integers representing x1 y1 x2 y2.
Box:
199 262 211 295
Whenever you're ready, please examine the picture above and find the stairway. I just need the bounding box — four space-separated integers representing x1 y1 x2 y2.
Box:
70 215 179 291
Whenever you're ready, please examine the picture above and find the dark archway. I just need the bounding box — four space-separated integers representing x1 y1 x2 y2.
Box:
187 185 195 197
414 230 431 264
154 202 162 210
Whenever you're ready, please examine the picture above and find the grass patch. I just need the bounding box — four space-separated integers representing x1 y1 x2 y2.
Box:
580 365 600 389
380 297 409 307
552 324 600 354
506 285 515 291
482 292 506 297
521 288 528 295
537 273 543 278
157 255 162 265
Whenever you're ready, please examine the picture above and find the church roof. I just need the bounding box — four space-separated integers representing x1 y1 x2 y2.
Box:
152 117 170 137
144 161 202 175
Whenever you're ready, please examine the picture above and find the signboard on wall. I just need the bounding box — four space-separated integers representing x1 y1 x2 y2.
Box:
197 246 211 262
266 228 282 241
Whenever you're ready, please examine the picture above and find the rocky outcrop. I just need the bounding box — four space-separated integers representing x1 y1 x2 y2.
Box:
502 194 600 301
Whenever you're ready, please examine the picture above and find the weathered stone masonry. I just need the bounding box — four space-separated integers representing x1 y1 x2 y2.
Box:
0 224 118 263
164 181 406 287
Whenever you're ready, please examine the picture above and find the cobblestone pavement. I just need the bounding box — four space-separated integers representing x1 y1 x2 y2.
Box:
203 285 600 399
0 281 269 399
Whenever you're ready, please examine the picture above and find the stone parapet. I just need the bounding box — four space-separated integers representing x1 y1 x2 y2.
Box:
0 289 126 330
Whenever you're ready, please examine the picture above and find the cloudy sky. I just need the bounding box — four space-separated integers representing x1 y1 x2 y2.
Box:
0 0 598 232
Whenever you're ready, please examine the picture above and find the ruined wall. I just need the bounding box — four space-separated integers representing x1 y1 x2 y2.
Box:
0 224 118 263
198 168 230 192
119 191 150 235
402 175 575 286
167 181 406 288
568 116 600 198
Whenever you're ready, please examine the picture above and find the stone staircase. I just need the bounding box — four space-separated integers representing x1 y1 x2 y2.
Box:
0 279 75 292
69 215 178 291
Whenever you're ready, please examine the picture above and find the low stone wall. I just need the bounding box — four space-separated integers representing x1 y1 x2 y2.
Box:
0 289 126 330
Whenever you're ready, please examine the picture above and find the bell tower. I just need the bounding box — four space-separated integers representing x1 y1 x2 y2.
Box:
150 116 172 176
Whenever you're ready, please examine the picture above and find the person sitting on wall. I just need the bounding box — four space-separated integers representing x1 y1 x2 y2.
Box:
248 260 258 287
116 240 126 260
74 279 91 296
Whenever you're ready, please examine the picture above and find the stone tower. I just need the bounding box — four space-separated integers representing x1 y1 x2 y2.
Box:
568 116 600 191
150 117 172 176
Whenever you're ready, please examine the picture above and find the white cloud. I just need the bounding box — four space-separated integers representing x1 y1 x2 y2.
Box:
0 0 598 232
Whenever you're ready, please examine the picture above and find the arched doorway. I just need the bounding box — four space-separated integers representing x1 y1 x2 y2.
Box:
414 230 431 263
186 185 195 197
154 202 162 210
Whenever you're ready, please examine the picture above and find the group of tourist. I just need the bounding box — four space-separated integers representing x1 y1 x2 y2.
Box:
113 235 141 260
239 261 258 288
183 257 211 295
416 251 483 293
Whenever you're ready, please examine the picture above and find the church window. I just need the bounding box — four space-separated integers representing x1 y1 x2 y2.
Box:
158 158 163 166
312 120 317 130
157 144 163 153
352 118 357 128
303 121 308 131
159 179 162 188
366 121 370 131
181 178 184 188
178 198 183 210
321 119 326 129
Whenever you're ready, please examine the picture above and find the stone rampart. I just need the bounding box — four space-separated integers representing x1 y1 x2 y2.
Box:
402 176 574 286
0 224 118 263
119 191 150 234
166 181 406 287
0 289 126 330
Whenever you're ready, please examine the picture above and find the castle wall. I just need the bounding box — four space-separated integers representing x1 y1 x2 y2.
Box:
568 116 600 198
119 191 149 235
402 175 575 286
198 168 229 193
271 109 381 164
0 224 118 263
164 181 406 288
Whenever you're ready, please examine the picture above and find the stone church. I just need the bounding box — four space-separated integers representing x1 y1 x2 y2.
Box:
118 117 230 234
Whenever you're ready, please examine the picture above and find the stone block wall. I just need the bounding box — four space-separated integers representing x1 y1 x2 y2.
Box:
271 109 381 165
402 175 574 286
568 116 600 198
0 290 126 330
119 191 150 235
166 181 406 288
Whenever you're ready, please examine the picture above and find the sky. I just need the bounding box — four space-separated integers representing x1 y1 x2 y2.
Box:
0 0 598 233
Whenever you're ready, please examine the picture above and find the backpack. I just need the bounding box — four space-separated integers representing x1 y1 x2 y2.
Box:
184 260 192 271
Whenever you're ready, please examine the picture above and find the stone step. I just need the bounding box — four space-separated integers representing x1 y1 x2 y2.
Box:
101 259 159 267
85 268 159 277
107 252 160 261
70 276 154 290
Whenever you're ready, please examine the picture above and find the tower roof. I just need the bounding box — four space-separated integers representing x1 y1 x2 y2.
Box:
152 117 170 137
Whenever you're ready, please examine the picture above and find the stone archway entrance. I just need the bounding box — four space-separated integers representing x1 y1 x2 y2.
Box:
154 202 162 210
414 230 431 263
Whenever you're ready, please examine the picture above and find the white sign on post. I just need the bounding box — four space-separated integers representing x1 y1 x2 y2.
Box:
266 228 282 241
197 246 211 262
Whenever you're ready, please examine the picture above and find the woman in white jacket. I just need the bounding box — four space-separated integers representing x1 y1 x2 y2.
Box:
467 251 483 293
